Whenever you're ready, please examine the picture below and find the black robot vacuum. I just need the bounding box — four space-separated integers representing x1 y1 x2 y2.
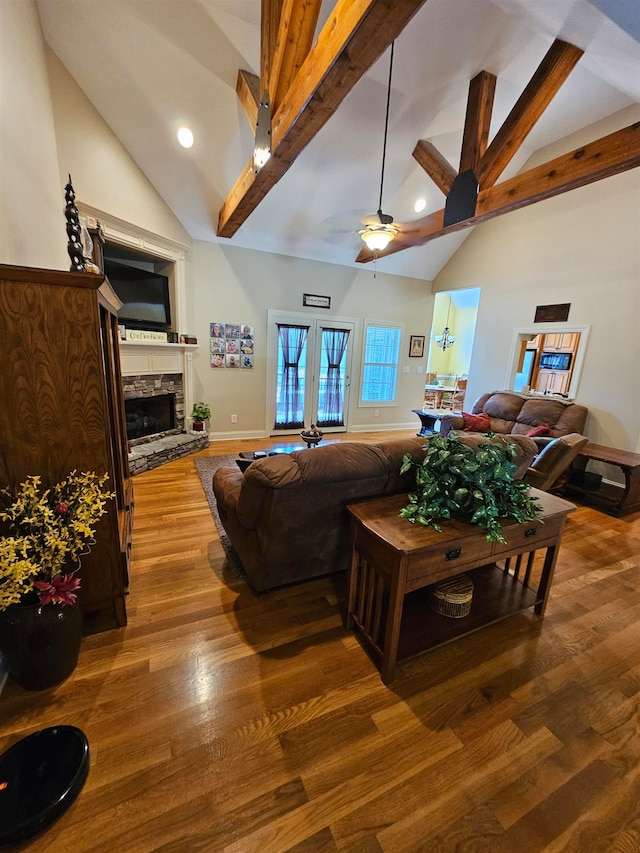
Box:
0 726 89 846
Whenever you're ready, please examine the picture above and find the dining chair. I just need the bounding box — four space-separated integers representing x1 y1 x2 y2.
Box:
451 377 467 410
423 372 439 408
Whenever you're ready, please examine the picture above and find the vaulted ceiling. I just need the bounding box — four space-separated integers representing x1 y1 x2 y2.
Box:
38 0 640 281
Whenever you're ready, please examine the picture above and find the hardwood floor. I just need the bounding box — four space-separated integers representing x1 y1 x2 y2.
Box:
2 430 640 852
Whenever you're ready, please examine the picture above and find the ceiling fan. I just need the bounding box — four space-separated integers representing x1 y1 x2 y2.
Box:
357 42 401 258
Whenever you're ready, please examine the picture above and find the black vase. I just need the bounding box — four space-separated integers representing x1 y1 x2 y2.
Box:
0 601 82 690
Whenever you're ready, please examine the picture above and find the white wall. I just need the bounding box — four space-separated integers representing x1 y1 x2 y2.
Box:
435 106 640 454
45 49 192 249
190 241 433 437
0 2 191 269
0 1 68 269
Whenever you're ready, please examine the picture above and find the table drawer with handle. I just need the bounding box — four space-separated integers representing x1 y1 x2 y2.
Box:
406 535 494 588
492 514 564 557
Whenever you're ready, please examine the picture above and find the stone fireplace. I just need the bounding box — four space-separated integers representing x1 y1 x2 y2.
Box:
122 373 184 440
121 373 207 474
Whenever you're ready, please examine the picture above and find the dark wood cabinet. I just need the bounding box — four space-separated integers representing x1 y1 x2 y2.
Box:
0 263 133 633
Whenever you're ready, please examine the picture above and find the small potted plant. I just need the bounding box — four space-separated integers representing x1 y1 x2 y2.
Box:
400 433 541 543
191 402 211 432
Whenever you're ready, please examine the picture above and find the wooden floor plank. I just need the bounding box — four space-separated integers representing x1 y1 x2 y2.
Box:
1 429 640 851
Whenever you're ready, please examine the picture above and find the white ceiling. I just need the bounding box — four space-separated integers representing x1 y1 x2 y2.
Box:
37 0 640 281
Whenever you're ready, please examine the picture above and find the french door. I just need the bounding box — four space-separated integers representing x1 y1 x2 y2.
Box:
268 312 356 434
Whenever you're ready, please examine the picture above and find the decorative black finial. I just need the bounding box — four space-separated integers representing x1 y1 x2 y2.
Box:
65 174 84 272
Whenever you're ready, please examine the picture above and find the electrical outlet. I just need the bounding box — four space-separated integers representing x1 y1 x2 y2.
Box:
231 414 237 423
374 409 379 417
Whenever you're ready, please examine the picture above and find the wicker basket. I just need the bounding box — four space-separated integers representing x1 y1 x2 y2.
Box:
429 574 474 618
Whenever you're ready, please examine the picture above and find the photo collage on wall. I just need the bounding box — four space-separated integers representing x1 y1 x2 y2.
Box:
210 322 254 369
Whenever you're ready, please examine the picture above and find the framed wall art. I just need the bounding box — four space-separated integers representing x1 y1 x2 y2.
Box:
409 335 425 358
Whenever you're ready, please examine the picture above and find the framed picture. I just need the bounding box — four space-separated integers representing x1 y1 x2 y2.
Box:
409 335 425 358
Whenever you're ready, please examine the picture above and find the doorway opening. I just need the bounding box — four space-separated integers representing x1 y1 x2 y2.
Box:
507 326 590 399
426 288 480 410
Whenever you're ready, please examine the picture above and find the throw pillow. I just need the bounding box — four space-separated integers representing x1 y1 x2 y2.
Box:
462 411 491 432
527 423 552 438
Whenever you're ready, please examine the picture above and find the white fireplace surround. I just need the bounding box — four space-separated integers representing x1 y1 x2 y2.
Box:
119 342 196 429
77 204 200 430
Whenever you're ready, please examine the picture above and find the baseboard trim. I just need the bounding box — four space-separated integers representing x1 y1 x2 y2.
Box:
210 430 268 442
350 422 417 433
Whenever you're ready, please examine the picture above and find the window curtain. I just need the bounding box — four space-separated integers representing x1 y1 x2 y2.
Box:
318 328 349 427
275 324 308 429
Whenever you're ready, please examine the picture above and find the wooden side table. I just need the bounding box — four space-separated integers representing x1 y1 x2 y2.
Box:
345 489 575 684
565 442 640 516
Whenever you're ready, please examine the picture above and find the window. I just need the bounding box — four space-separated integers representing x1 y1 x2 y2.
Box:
360 324 401 404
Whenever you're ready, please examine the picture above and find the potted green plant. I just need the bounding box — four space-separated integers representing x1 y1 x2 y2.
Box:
400 433 541 543
191 402 211 431
0 470 114 689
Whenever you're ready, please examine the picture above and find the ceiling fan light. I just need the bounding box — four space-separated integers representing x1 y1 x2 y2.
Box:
359 224 398 252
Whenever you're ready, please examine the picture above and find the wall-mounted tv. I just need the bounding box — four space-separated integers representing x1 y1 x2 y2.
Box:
104 259 171 331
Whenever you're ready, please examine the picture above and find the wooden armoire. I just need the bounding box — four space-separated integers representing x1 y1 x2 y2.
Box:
0 263 133 633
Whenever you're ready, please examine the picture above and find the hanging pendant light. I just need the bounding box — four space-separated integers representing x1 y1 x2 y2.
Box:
435 295 456 351
359 42 398 255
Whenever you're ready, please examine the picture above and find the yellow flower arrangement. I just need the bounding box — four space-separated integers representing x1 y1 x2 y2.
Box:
0 471 114 610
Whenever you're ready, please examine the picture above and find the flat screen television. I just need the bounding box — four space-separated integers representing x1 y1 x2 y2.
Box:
104 259 171 331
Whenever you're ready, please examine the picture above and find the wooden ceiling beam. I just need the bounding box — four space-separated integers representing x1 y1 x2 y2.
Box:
459 70 496 173
270 0 323 112
260 0 283 101
236 69 260 129
356 122 640 262
476 39 584 189
412 140 457 196
218 0 429 239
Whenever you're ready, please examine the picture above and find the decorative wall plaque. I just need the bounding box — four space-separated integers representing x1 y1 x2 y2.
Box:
534 303 570 323
303 293 331 309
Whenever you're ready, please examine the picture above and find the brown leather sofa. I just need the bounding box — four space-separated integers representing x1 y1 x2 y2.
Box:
437 390 589 494
212 433 538 593
438 390 588 441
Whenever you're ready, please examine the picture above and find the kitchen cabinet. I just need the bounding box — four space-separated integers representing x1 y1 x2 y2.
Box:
543 332 578 352
535 369 571 395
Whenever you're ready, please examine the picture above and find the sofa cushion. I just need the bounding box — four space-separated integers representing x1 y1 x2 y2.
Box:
373 436 430 494
462 411 491 432
511 397 587 437
474 391 522 433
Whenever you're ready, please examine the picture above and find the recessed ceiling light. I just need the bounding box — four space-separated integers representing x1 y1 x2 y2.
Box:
414 197 427 213
177 127 194 149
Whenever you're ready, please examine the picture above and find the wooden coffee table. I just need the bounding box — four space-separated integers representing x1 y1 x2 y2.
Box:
236 446 306 472
345 489 575 684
